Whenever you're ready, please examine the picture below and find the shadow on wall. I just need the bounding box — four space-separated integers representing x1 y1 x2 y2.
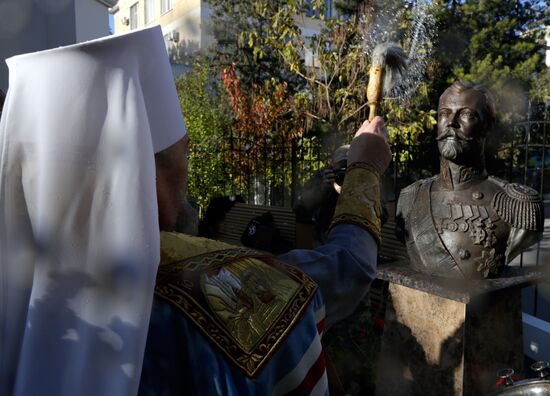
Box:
167 39 200 65
376 317 465 396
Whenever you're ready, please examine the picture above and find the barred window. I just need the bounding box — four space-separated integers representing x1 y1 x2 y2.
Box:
130 2 138 30
144 0 154 24
161 0 172 14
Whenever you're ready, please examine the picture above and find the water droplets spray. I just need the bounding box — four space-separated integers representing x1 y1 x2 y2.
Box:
361 0 436 105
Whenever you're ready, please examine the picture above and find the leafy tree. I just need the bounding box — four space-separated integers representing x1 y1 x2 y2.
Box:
204 0 301 90
205 0 372 134
255 0 371 133
333 0 365 16
254 1 441 144
531 68 550 102
175 58 234 210
432 0 548 118
221 64 308 196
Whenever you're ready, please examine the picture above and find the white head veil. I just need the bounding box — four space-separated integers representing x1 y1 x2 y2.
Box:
0 26 186 395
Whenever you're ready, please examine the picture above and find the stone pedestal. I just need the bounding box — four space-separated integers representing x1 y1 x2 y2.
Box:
375 264 546 396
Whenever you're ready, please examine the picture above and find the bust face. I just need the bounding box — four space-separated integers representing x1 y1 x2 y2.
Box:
437 88 487 164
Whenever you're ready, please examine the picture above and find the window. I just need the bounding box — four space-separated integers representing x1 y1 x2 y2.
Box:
161 0 172 14
144 0 154 24
130 2 138 30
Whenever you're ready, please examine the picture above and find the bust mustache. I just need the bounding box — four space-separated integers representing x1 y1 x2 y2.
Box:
437 127 475 161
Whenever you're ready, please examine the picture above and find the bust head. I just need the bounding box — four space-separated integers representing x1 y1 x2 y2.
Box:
437 81 495 165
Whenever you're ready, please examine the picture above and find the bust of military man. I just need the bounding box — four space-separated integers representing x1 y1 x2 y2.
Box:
396 81 544 279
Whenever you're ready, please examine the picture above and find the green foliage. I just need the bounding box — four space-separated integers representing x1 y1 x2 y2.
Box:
433 0 548 118
531 68 550 102
176 59 235 210
204 0 444 167
204 0 301 90
188 0 548 207
258 1 372 133
383 82 437 164
333 0 365 16
294 135 327 186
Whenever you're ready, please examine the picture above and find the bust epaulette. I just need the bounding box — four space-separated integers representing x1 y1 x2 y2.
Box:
490 177 544 231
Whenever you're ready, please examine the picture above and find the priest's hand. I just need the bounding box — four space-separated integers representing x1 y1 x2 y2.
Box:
347 116 391 175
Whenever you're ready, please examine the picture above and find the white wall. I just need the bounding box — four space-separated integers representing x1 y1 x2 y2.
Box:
0 0 110 92
75 0 110 42
0 0 75 91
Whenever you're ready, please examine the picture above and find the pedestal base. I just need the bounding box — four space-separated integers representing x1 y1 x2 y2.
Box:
375 265 545 396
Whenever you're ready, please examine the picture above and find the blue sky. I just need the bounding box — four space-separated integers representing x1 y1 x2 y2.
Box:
109 14 114 34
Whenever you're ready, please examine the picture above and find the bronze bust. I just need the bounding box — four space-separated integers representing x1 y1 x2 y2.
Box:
396 81 544 279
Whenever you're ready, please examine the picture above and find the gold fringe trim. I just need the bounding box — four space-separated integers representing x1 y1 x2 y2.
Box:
492 183 544 231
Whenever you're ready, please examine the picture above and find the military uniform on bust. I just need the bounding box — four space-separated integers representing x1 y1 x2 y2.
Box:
396 81 543 279
398 168 543 279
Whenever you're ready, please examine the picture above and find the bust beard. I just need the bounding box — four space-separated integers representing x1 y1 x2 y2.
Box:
438 138 487 187
439 138 465 161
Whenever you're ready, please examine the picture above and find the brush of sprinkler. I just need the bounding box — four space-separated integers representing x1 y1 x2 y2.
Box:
367 42 408 121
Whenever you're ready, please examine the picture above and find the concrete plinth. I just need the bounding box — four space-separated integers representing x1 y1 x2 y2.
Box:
375 265 546 396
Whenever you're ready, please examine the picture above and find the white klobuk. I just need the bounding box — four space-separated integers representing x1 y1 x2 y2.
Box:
0 25 186 395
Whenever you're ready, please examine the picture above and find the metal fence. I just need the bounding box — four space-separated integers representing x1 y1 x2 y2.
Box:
187 135 335 209
505 102 550 322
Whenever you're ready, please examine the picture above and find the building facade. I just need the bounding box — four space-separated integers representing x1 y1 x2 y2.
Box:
113 0 213 67
0 0 115 91
113 0 334 72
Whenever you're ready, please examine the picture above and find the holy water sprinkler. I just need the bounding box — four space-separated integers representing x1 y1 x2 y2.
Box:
367 42 408 121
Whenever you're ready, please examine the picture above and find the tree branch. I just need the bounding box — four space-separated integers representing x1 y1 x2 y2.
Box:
339 101 369 126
